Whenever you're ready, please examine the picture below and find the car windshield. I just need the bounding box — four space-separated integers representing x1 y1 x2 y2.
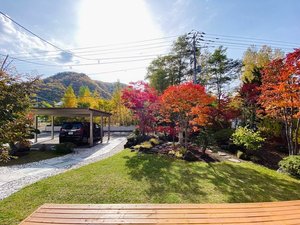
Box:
62 123 82 130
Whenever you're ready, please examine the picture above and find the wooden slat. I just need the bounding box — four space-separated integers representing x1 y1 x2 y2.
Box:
36 205 300 214
42 200 300 209
20 201 300 225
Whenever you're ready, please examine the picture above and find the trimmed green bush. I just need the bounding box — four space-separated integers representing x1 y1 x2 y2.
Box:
149 138 160 146
279 156 300 178
54 142 75 154
231 127 265 151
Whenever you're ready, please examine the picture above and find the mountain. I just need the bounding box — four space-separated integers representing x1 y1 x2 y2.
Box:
37 71 126 104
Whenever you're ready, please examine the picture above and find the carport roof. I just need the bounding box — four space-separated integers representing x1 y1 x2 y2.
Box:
32 107 112 117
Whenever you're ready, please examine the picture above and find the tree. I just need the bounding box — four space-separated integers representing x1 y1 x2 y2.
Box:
122 81 159 135
160 82 213 146
205 46 242 105
146 55 175 93
110 83 132 126
239 46 284 128
242 45 283 83
0 68 39 160
62 85 77 107
77 86 93 108
258 49 300 155
146 35 194 92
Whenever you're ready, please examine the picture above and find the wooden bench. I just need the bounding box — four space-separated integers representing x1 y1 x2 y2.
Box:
20 200 300 225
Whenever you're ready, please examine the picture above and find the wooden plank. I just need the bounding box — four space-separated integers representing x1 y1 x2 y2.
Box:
20 221 300 225
23 216 300 224
20 202 300 225
42 200 300 209
36 205 300 214
32 209 300 219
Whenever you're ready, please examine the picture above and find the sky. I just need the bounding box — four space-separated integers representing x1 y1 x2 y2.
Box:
0 0 299 84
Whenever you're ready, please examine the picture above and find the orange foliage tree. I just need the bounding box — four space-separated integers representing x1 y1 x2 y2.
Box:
258 49 300 155
160 82 213 146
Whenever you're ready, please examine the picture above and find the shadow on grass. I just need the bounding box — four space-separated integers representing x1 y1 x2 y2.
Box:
124 153 209 203
207 163 300 202
124 152 300 203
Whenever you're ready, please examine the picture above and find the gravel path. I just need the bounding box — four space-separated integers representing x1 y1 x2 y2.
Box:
0 136 127 200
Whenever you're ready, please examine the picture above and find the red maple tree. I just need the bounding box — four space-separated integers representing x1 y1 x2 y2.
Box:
258 49 300 155
121 81 159 135
160 82 213 146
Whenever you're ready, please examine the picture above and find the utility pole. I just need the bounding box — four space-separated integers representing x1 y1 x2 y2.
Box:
187 31 205 84
192 34 197 84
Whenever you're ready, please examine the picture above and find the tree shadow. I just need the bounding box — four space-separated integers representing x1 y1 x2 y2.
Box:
207 163 300 202
124 153 209 203
124 152 300 203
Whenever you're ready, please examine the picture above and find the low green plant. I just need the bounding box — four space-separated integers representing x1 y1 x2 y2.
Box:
149 138 160 146
54 142 75 154
178 147 187 155
279 156 300 177
231 126 265 151
0 148 16 163
133 141 153 151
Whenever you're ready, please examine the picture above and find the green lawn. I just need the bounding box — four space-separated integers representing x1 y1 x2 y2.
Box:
0 150 64 167
1 149 300 225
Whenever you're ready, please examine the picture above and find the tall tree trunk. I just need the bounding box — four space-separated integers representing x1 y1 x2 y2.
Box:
179 129 184 145
294 118 300 155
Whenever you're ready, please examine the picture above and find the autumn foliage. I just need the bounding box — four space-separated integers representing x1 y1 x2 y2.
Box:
160 82 213 145
121 81 159 135
259 48 300 155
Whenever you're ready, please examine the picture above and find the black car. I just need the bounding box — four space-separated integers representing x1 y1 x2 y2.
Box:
59 122 102 144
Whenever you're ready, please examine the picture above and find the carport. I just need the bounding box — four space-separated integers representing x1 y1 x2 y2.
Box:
31 107 112 147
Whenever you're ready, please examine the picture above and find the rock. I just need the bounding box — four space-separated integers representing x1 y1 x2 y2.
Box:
218 151 227 156
183 151 200 162
206 149 213 153
228 158 241 163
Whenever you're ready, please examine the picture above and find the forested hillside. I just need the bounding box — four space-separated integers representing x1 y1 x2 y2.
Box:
37 72 126 104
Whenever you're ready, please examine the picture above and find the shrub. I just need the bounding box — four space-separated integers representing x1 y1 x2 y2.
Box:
231 127 265 151
0 148 14 163
125 132 151 148
257 117 282 138
133 141 153 151
149 138 160 146
213 129 234 145
279 156 300 177
54 142 75 154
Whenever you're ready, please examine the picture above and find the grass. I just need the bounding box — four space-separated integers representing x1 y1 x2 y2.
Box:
0 150 64 167
0 149 300 224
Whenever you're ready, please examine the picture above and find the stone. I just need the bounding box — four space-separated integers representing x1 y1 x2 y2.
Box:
228 158 241 163
183 151 200 162
218 152 227 156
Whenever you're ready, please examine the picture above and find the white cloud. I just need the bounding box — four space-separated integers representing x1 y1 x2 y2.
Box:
0 14 50 55
0 14 75 66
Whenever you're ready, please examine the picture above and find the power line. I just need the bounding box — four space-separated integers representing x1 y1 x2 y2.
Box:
9 36 179 57
88 66 146 76
11 44 172 61
0 11 98 61
1 53 162 68
205 33 300 46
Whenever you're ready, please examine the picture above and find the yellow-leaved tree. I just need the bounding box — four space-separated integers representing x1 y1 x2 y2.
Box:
62 85 77 107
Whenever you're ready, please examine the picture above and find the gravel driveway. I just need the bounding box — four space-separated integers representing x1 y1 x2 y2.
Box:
0 135 127 200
